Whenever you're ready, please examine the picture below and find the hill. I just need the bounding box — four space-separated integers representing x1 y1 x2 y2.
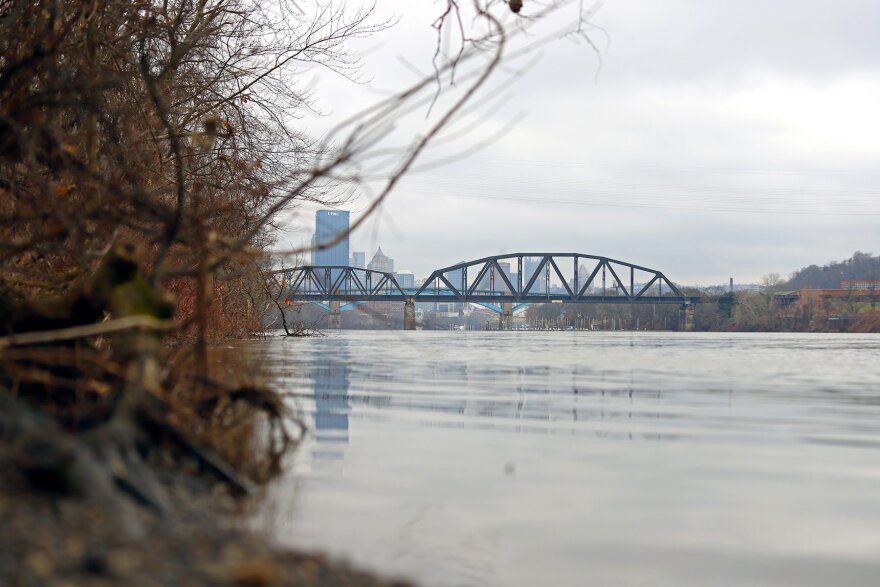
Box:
786 251 880 290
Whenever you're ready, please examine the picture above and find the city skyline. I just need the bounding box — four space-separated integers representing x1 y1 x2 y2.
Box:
315 219 657 292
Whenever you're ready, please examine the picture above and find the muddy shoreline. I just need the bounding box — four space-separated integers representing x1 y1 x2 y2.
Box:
0 392 412 587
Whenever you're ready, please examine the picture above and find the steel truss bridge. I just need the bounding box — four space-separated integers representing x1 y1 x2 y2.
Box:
274 253 701 330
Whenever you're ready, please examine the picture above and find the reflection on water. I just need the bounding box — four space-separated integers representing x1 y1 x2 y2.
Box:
311 339 350 460
257 332 880 587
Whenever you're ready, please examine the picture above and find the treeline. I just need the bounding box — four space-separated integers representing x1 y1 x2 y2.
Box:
786 251 880 290
519 282 878 333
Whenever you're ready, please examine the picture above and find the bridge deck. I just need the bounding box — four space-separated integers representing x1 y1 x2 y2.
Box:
289 292 699 304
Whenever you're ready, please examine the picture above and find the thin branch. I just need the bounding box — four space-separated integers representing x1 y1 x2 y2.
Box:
0 317 178 350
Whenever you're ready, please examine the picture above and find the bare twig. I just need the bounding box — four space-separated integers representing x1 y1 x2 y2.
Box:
0 317 177 350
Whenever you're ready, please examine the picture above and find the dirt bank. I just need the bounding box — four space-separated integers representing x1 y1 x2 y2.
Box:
0 391 412 587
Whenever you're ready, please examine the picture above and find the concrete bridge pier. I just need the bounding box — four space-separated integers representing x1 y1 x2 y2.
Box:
329 301 341 329
499 302 513 331
679 303 694 332
404 298 416 330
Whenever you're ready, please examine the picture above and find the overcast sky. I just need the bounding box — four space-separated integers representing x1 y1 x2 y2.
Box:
281 1 880 286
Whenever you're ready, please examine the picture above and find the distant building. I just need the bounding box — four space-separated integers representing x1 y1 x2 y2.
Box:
395 271 415 289
840 280 880 290
569 263 592 292
446 263 465 293
477 260 513 292
367 246 394 274
498 261 512 290
350 251 366 269
523 257 546 293
313 210 349 272
442 263 467 314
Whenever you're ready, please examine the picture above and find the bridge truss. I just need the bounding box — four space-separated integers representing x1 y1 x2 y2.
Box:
275 253 698 306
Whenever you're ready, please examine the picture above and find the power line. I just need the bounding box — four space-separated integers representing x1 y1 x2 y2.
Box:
433 155 880 177
403 189 880 216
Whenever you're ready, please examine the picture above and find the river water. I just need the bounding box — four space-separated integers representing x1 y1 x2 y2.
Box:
252 331 880 586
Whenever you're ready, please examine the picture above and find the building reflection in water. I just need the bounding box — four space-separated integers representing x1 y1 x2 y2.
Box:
304 344 683 461
310 342 351 461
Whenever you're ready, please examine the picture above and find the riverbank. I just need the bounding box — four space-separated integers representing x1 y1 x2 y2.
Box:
0 389 412 587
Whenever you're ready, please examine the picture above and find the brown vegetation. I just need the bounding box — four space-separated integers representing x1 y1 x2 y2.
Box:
0 1 381 505
849 313 880 333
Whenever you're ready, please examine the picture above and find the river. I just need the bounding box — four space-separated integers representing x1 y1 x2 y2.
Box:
250 331 880 586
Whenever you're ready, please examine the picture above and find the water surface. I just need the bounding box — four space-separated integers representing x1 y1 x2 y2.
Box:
254 331 880 586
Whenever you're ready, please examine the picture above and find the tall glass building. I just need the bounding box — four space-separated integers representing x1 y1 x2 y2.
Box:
313 210 349 286
313 210 349 265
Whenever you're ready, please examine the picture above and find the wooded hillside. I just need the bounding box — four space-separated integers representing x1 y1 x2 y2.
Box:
786 251 880 289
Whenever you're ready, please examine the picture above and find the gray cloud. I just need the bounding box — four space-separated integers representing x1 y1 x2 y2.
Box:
283 1 880 285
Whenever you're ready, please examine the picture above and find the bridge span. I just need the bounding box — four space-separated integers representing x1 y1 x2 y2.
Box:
274 253 700 330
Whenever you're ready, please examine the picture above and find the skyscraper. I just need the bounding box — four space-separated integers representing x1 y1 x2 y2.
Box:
313 210 349 289
350 251 366 269
523 256 547 293
477 260 513 292
367 246 394 274
313 210 349 267
394 271 415 289
447 264 465 292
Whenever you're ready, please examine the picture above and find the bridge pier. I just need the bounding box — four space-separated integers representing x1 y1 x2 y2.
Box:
679 303 694 332
404 298 416 330
329 301 341 329
499 302 513 331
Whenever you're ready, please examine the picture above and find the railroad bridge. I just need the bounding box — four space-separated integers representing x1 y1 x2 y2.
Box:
273 253 701 330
